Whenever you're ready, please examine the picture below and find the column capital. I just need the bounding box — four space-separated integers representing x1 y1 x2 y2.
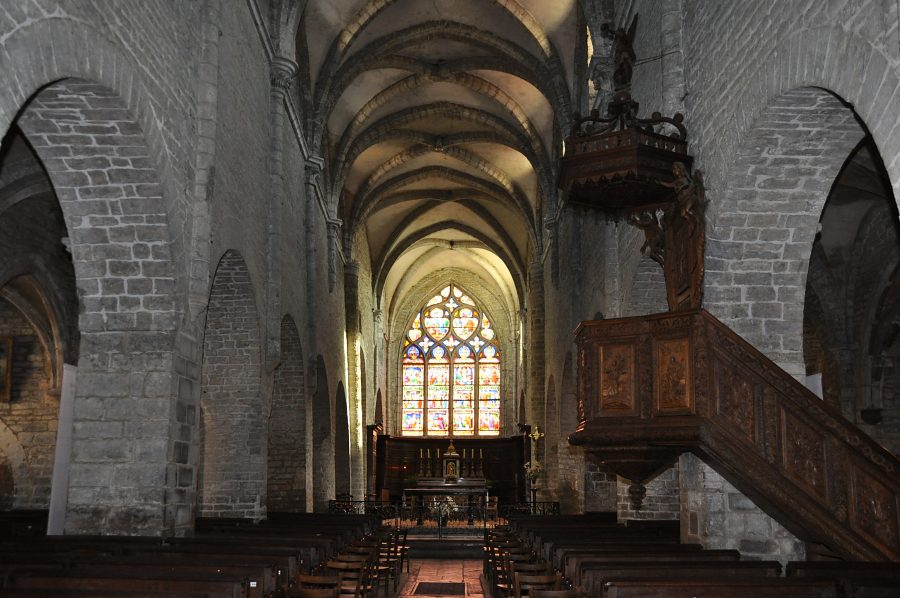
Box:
344 260 360 277
270 56 299 91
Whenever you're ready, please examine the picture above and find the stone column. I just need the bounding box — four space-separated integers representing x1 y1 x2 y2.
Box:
373 309 386 430
304 156 324 366
267 57 298 362
527 260 546 424
344 260 365 499
327 219 342 293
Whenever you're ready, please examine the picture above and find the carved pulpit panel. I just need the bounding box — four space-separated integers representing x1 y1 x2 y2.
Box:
717 374 756 442
780 408 827 498
572 309 900 561
851 464 900 554
654 338 692 413
599 343 636 415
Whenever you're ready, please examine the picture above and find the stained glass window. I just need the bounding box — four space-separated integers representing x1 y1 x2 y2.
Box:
401 284 501 436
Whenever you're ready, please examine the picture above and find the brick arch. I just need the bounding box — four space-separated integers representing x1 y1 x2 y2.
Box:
0 418 27 509
557 351 585 513
334 381 351 497
543 374 558 501
708 87 865 377
702 26 900 220
2 78 186 534
267 315 307 512
200 251 264 518
0 19 189 315
312 355 334 511
374 388 384 425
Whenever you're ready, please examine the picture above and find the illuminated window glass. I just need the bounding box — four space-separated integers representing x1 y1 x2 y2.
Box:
401 284 501 436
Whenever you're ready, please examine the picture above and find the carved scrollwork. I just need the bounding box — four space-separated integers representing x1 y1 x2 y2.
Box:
599 344 635 413
852 466 900 552
782 409 826 497
656 338 692 412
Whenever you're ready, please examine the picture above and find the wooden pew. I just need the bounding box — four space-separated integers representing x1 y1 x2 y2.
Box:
786 561 900 597
560 547 740 586
601 578 839 597
5 568 247 598
0 510 48 540
578 560 782 597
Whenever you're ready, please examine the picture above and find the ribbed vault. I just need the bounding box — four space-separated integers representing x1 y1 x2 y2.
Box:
300 0 583 315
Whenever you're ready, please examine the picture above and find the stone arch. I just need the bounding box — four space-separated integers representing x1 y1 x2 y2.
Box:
708 87 865 377
558 351 588 514
0 77 184 533
702 27 900 221
312 355 334 511
267 316 307 512
200 251 264 518
334 381 351 497
0 280 60 510
374 388 384 425
0 419 27 509
543 374 558 501
387 273 517 436
0 19 188 316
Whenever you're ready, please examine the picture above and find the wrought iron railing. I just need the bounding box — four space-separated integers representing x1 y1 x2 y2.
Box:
327 499 399 520
499 502 560 518
328 498 561 533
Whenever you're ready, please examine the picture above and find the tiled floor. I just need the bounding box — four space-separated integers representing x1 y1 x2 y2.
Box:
398 559 486 597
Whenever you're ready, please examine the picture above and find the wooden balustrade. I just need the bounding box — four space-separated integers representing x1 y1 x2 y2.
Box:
569 309 900 561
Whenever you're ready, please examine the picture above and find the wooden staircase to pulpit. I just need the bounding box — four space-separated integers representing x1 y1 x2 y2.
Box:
569 309 900 561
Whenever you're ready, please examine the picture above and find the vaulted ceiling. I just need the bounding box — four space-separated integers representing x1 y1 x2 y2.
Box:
299 0 585 319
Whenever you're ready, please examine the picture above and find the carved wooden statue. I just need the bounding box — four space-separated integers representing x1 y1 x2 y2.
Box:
631 162 707 311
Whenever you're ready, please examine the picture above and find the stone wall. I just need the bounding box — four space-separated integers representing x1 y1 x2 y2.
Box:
267 316 306 511
679 454 806 563
199 251 264 518
543 208 616 513
0 298 57 508
616 467 679 521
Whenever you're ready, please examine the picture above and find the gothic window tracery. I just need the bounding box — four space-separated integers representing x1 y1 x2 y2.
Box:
401 284 500 437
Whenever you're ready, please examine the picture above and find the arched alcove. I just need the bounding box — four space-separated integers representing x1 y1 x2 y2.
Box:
709 87 867 378
1 78 181 534
558 351 586 514
312 356 334 511
803 137 900 453
543 375 558 501
267 316 307 512
200 251 263 518
335 381 351 497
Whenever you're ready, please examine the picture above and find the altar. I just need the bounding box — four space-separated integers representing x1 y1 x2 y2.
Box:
403 478 488 526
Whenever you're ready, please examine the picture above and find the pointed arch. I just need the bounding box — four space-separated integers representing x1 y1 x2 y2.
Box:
334 381 352 496
398 283 502 437
200 251 263 518
267 315 307 512
312 356 333 511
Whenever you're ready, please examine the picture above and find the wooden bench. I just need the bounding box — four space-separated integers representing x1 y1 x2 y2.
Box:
578 559 782 597
786 561 900 597
601 578 839 597
560 547 740 586
5 568 247 598
0 510 48 540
